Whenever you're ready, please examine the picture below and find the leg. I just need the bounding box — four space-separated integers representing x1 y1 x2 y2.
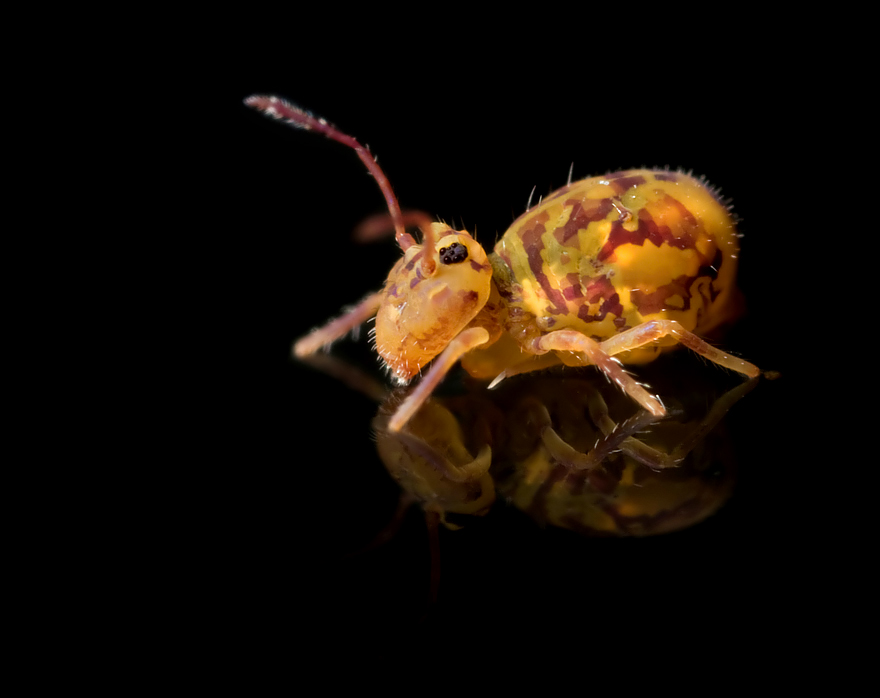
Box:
486 352 564 387
599 319 760 377
293 291 383 358
525 330 667 416
388 327 490 432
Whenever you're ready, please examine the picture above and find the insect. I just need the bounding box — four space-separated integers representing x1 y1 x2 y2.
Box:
246 95 760 432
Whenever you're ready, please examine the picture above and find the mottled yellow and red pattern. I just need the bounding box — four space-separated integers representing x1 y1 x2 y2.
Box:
375 225 493 381
488 170 741 368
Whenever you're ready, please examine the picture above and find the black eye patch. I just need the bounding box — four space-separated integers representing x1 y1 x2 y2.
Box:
439 242 468 265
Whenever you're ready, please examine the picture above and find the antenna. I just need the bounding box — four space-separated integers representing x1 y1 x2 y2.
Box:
245 95 414 250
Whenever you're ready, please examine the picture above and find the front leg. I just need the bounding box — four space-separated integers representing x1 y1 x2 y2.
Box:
388 327 491 432
293 291 383 357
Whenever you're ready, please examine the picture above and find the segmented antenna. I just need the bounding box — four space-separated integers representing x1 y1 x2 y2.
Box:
245 95 414 251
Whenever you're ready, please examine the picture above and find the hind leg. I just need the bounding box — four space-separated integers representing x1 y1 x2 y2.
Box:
491 321 758 418
599 319 759 377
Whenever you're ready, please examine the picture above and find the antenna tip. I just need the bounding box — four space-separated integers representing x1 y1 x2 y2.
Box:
244 95 273 111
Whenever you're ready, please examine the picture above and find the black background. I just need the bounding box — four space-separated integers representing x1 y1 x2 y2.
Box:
209 41 836 652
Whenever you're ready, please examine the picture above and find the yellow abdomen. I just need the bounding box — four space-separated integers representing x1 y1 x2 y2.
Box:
491 169 741 364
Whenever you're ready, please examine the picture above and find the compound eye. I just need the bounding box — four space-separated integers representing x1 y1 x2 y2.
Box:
439 242 469 265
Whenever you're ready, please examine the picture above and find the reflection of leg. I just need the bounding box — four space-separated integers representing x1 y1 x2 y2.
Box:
653 374 760 466
349 492 416 556
605 375 760 470
293 292 383 357
526 394 662 472
538 374 760 473
394 430 492 485
424 510 441 606
600 319 760 377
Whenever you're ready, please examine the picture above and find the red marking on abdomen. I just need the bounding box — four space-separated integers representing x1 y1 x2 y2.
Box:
606 172 647 193
577 275 624 323
598 197 698 262
553 199 614 246
520 214 569 315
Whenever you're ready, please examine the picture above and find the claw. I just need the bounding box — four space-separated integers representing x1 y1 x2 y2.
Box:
487 371 508 390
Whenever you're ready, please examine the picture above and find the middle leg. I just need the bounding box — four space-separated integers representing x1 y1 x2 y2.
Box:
523 330 666 416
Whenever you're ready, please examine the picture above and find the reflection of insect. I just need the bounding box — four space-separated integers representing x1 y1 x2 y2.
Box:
247 95 760 432
303 350 759 601
489 362 756 537
305 350 757 541
376 357 756 539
